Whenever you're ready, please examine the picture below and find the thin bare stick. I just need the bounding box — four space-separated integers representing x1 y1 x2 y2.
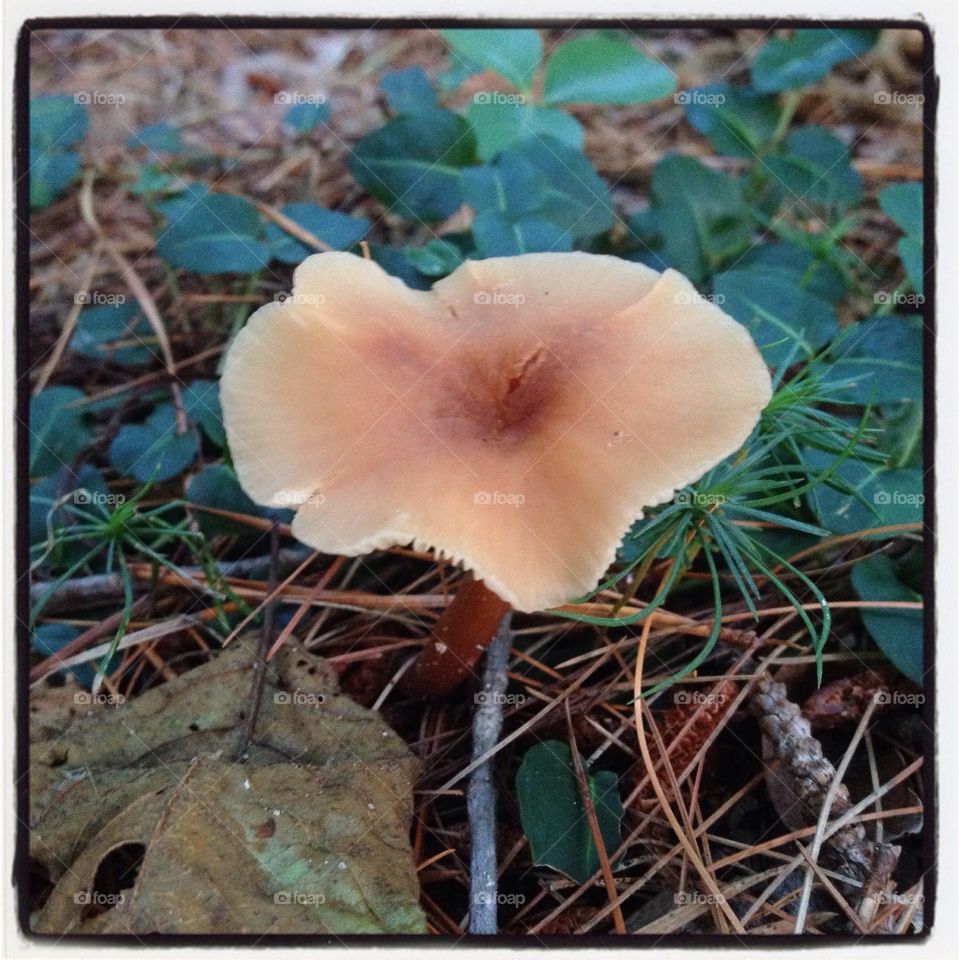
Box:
632 590 745 932
467 612 512 935
235 522 280 760
253 200 335 253
32 241 105 395
565 700 626 934
78 171 186 430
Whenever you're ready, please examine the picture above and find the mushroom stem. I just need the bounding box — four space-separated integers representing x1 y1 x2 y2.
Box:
401 576 512 698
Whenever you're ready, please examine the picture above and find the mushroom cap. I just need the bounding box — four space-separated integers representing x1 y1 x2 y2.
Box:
221 252 772 612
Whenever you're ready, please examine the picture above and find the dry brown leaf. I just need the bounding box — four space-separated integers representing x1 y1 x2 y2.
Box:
30 640 425 934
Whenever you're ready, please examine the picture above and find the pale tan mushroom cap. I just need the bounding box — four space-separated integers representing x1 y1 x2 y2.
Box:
221 252 772 612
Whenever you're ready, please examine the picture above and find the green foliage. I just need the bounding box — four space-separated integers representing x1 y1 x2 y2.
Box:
436 57 482 92
128 164 177 196
543 32 676 105
649 156 752 282
264 203 369 263
30 387 91 478
441 28 542 91
879 182 923 292
404 238 463 277
381 67 437 114
714 264 837 367
70 302 156 365
155 184 271 273
30 94 88 151
461 138 612 255
30 480 215 685
750 29 878 92
516 741 623 883
283 101 330 135
30 464 107 554
29 95 87 209
181 379 227 448
762 125 862 211
852 555 923 686
368 244 433 289
734 243 847 304
127 122 183 154
108 404 199 483
817 315 922 406
684 84 779 158
802 446 922 536
186 463 289 537
467 100 582 161
348 108 476 221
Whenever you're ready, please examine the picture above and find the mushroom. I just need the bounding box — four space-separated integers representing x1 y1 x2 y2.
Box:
221 251 771 696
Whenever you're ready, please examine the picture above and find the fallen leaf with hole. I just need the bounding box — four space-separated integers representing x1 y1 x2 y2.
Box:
30 641 426 934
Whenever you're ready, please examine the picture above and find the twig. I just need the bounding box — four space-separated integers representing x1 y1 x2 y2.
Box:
30 546 313 613
32 241 105 395
252 199 334 253
631 572 746 933
467 613 511 935
235 522 280 760
265 555 345 660
28 595 153 682
78 170 186 431
565 701 626 934
31 605 240 685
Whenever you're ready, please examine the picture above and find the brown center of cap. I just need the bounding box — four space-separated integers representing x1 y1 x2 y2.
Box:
432 344 559 445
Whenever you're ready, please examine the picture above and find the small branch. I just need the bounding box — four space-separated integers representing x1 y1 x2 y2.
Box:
79 170 187 431
32 241 105 395
467 612 512 935
565 701 626 934
234 522 280 760
253 200 335 253
29 596 153 682
30 547 313 614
